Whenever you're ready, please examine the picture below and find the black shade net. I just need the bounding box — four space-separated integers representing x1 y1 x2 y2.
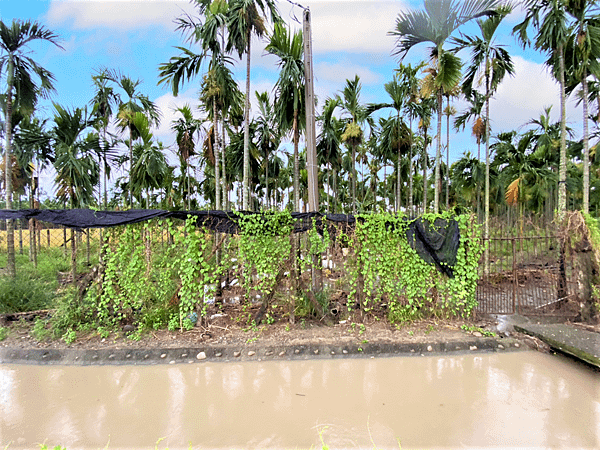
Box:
0 209 461 277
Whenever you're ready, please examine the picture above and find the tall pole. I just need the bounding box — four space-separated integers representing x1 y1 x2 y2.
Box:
303 7 322 295
303 8 318 212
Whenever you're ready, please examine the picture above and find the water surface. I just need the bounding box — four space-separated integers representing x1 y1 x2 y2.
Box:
0 351 598 449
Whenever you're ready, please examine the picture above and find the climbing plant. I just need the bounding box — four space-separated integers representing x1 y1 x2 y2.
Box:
345 212 483 322
237 211 294 299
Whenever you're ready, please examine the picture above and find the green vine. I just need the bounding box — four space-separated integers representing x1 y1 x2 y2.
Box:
237 211 294 300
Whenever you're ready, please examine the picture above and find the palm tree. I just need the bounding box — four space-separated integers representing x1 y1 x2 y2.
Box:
52 104 100 281
390 0 500 213
337 75 367 214
266 22 304 211
563 4 600 214
317 97 343 213
108 72 160 207
514 0 570 219
254 91 281 209
171 105 202 209
454 90 486 217
397 62 424 215
443 98 457 208
410 94 436 213
130 113 169 208
453 4 514 269
367 74 412 211
0 19 62 277
227 0 281 210
160 0 243 209
451 151 484 211
90 68 120 209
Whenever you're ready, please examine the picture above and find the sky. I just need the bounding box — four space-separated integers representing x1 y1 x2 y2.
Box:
0 0 584 202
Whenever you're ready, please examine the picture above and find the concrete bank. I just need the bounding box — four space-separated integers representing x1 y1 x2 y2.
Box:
514 322 600 368
0 336 523 365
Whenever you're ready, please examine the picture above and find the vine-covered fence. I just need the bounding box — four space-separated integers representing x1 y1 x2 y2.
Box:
0 210 483 333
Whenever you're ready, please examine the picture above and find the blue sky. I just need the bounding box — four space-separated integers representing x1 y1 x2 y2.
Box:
0 0 581 201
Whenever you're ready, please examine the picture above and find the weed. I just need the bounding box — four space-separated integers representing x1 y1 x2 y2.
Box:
62 328 76 345
31 318 51 341
460 324 496 337
97 326 111 339
0 326 8 341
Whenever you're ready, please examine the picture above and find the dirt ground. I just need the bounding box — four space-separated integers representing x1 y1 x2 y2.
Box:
0 302 505 352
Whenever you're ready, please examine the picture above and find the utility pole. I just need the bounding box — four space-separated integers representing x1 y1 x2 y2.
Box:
303 8 318 212
302 7 322 294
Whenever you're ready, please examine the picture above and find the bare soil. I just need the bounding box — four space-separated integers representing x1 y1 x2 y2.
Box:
0 301 501 353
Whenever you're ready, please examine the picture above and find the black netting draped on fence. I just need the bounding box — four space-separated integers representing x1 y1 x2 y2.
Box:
0 209 460 276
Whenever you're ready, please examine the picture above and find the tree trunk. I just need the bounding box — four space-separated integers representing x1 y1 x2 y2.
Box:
477 139 481 221
484 55 491 275
222 114 227 210
352 144 357 214
293 108 300 211
422 132 428 214
5 56 15 277
557 44 567 220
446 96 450 209
129 125 134 207
71 227 76 284
242 32 252 211
408 117 414 217
214 97 221 210
434 89 442 213
583 65 590 214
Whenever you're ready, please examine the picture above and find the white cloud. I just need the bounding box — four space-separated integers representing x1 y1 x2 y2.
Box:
46 0 196 31
489 56 579 134
315 60 383 85
152 87 203 146
302 0 404 54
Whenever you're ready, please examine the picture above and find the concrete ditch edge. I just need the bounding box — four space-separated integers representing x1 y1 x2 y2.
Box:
0 337 524 366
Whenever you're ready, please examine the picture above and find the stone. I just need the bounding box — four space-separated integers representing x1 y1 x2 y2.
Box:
265 351 273 356
160 353 167 359
123 324 135 333
196 352 207 360
498 344 505 350
215 352 222 357
427 345 433 352
278 351 286 357
469 346 477 351
514 343 520 348
294 349 300 354
342 350 348 354
169 361 175 365
248 351 255 356
473 331 483 337
181 353 188 358
234 351 241 357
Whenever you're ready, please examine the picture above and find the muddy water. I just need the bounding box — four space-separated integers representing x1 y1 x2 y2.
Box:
0 351 598 450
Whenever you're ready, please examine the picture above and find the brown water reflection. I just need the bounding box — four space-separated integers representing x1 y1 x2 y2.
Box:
0 351 598 449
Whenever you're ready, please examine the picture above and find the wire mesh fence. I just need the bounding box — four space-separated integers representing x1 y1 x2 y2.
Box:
476 234 579 317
